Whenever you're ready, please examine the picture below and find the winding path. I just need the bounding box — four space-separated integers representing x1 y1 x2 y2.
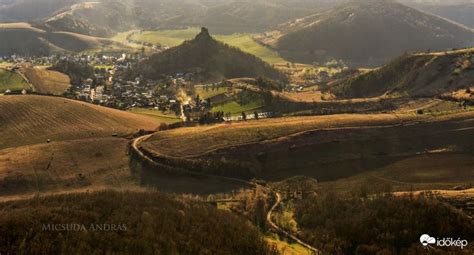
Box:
266 191 320 254
131 134 320 254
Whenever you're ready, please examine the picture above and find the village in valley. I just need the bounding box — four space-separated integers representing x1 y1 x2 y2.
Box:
1 51 345 123
1 53 221 121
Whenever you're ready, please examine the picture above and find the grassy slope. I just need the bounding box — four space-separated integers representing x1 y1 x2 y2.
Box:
142 114 420 158
0 95 158 149
331 49 474 99
129 108 182 124
320 153 474 194
0 69 29 93
23 68 70 95
142 112 474 186
195 86 265 115
0 137 135 196
212 100 263 114
124 28 286 64
0 95 161 199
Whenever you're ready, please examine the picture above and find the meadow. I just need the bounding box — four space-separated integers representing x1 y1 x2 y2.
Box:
0 69 29 93
195 86 228 99
212 100 263 114
195 85 265 115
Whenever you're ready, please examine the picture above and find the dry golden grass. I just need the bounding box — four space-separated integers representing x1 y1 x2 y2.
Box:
319 153 474 194
0 95 158 149
277 91 324 102
142 113 426 158
0 137 139 198
23 68 70 95
394 188 474 198
374 153 474 184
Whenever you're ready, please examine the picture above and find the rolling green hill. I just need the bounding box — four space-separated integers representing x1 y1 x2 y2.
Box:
133 28 286 82
261 0 474 67
331 48 474 99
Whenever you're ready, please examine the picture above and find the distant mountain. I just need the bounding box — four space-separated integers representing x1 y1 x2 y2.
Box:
10 0 346 37
179 0 341 34
37 0 209 37
133 28 286 82
260 0 474 67
330 48 474 99
0 22 126 56
0 0 81 22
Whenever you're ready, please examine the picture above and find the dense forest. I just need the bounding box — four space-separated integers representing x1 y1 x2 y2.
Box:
294 192 474 254
133 28 286 82
0 191 278 255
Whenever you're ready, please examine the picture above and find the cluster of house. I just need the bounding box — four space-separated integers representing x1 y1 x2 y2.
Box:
1 52 146 70
72 76 182 112
126 38 170 51
0 55 54 66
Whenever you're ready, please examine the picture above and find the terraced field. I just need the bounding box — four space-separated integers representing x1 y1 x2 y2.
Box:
23 68 70 95
0 95 158 149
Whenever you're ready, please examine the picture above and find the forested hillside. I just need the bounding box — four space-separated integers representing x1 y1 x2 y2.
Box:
0 191 278 254
133 28 286 82
264 0 474 67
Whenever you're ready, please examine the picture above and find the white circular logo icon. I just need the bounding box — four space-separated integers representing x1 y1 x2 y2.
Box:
420 234 436 246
